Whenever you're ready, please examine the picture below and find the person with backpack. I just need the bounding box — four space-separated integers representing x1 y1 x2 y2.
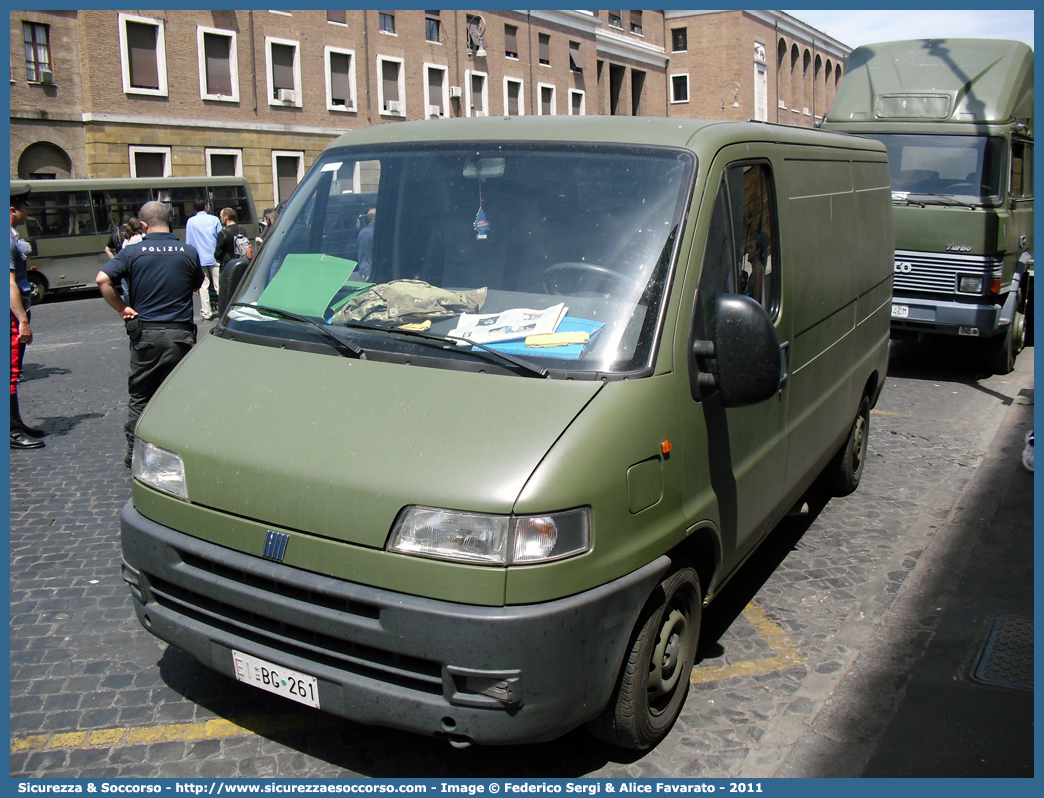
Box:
214 207 252 269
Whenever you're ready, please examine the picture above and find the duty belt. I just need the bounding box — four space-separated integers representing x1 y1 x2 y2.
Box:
139 321 196 331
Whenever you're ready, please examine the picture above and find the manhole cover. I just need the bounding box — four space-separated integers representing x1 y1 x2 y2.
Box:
970 614 1033 691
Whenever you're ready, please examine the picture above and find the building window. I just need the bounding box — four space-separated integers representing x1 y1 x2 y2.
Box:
608 11 622 29
630 11 643 36
118 14 167 96
538 83 556 115
197 28 239 102
23 22 51 83
327 10 347 26
325 46 357 112
266 37 301 107
129 146 171 178
425 63 448 117
671 28 687 53
670 74 689 104
425 11 440 43
379 12 395 34
377 55 405 116
504 77 524 116
272 151 304 206
569 89 585 116
569 41 584 72
205 148 242 177
466 70 488 117
504 25 518 59
538 33 550 66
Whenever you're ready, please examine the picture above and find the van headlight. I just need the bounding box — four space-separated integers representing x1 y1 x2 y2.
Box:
388 506 591 565
132 439 188 500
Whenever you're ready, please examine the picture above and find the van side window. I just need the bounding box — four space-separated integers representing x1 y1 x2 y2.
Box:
728 163 778 316
692 179 737 342
1011 141 1033 199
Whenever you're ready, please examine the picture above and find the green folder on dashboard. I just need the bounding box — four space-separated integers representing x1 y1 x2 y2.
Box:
257 253 369 318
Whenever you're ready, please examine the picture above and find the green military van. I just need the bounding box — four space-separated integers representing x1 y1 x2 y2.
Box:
822 38 1034 373
120 117 892 749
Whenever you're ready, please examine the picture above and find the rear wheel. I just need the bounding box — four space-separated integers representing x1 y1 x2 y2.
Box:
588 566 701 750
26 272 46 304
822 394 871 495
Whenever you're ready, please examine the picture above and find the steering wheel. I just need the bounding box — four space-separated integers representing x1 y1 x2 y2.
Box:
542 262 637 295
944 182 978 193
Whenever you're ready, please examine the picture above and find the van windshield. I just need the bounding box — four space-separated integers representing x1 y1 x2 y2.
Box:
224 143 694 375
866 134 1004 204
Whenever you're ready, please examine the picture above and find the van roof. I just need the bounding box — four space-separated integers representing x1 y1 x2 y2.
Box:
825 38 1033 126
325 116 885 155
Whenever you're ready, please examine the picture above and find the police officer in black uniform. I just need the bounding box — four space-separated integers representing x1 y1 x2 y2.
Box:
96 201 204 467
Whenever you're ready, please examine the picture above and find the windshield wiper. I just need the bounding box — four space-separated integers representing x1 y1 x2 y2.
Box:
230 303 366 359
893 192 976 208
339 320 550 379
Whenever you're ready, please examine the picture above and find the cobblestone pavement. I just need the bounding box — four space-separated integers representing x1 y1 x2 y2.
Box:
9 295 1033 778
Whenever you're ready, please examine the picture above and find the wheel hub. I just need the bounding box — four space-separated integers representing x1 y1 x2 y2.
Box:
648 608 689 703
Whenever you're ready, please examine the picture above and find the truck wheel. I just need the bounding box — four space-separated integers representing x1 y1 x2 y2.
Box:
588 566 701 750
27 273 46 304
822 394 871 496
986 289 1025 375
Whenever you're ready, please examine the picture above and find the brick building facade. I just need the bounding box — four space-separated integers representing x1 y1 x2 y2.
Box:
664 10 847 125
9 10 844 210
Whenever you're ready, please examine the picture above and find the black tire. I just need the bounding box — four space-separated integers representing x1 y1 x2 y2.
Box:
986 289 1026 375
26 273 46 304
822 394 871 496
588 566 701 750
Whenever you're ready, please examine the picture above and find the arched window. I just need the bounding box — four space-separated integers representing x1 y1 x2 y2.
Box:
18 141 72 180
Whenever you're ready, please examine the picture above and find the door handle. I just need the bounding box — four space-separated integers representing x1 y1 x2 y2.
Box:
778 341 790 391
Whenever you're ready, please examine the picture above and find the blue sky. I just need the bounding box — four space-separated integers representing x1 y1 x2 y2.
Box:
785 9 1034 50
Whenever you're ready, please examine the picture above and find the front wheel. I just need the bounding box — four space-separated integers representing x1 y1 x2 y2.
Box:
27 272 46 304
821 394 871 496
986 290 1025 375
588 566 701 750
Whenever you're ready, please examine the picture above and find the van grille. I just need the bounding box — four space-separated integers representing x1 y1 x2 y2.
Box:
893 250 1003 295
141 551 444 695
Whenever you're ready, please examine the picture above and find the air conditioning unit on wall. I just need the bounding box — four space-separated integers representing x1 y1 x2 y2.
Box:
277 88 296 103
449 86 462 98
39 69 54 85
386 100 401 114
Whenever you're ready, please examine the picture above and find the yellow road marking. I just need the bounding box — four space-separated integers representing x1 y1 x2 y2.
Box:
17 602 806 752
11 713 343 753
871 409 983 425
691 602 806 683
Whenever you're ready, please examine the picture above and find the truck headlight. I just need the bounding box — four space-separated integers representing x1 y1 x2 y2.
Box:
959 275 984 294
132 439 188 500
388 506 591 565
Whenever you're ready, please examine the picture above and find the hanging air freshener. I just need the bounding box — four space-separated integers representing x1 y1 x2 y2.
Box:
474 208 489 239
474 177 490 239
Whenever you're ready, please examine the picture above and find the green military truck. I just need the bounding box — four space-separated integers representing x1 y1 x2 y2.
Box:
822 38 1033 373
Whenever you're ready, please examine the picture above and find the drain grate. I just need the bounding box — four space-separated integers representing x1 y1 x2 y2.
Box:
970 614 1033 691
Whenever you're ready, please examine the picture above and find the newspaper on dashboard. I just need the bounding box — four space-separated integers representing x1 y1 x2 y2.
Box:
448 303 567 344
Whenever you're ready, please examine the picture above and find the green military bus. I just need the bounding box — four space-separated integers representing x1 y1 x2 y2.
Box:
822 38 1033 373
10 176 258 303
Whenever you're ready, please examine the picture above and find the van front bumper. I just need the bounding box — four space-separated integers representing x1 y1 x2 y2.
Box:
120 501 668 745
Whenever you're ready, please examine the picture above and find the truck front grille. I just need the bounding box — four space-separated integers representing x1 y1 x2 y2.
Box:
893 250 1002 295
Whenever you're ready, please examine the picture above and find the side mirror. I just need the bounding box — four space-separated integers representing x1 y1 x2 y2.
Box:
217 258 250 317
692 294 781 408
